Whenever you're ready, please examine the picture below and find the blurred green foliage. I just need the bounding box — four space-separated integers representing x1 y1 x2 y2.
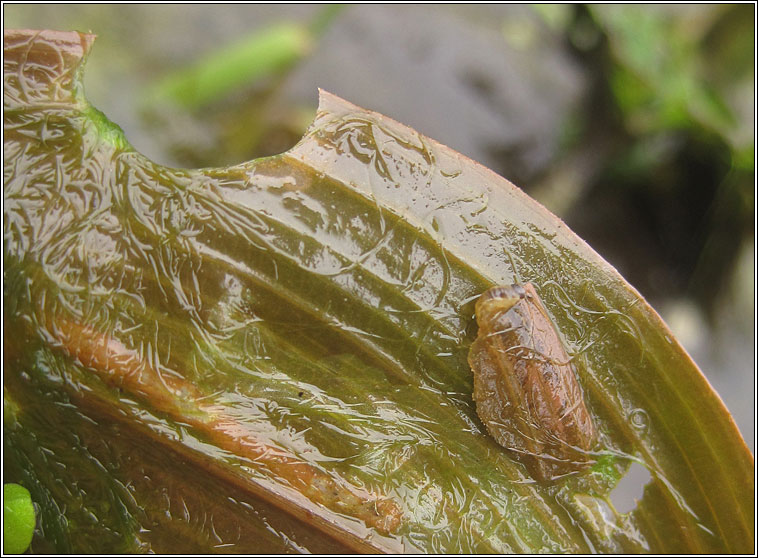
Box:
593 5 752 159
148 23 313 109
537 4 754 312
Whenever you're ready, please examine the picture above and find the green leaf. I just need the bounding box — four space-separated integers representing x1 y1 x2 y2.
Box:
145 5 344 111
147 23 311 109
3 29 753 554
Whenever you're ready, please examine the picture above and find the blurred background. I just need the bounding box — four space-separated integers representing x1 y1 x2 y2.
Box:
4 4 754 451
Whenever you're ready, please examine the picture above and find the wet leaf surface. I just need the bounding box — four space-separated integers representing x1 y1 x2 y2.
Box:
3 29 753 553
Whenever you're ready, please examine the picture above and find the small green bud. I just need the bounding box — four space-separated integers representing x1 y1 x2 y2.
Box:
3 483 36 554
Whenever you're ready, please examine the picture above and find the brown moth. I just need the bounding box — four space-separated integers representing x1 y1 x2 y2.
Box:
468 283 597 481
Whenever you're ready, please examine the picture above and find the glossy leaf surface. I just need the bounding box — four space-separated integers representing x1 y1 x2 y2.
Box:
3 30 753 553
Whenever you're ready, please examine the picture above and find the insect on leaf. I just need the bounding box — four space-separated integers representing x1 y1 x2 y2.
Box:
3 29 754 554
